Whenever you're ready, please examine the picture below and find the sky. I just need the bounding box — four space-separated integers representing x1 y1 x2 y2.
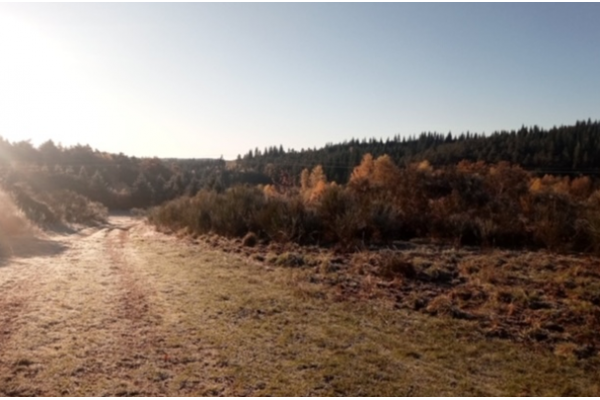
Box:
0 3 599 159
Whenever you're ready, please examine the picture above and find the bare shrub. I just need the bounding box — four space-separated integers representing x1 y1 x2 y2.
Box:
580 190 600 253
44 190 108 225
149 186 264 238
212 186 265 236
3 183 107 227
148 157 600 254
0 189 36 236
316 185 363 245
526 192 578 251
486 162 530 199
256 196 319 244
9 184 58 225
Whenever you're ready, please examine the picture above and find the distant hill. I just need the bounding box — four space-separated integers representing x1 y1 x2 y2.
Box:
0 139 262 213
1 119 599 215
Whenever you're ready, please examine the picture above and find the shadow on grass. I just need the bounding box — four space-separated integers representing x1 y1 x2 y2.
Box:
0 235 68 267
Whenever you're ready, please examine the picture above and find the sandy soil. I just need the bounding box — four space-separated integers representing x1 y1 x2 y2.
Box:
0 216 223 396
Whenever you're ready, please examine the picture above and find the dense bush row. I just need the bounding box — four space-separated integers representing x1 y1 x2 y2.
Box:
149 155 600 253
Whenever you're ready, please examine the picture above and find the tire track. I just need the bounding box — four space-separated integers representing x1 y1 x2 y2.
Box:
0 216 230 396
107 221 233 396
102 226 171 396
0 279 30 352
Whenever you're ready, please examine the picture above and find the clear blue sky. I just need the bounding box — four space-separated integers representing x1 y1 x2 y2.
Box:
0 3 599 159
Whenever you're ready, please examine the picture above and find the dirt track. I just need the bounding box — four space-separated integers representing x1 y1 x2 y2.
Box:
0 216 226 396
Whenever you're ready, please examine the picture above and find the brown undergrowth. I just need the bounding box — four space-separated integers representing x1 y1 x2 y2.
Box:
194 233 600 359
149 159 600 254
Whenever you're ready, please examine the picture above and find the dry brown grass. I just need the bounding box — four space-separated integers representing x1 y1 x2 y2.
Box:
0 189 44 263
159 233 600 395
200 234 600 360
1 217 599 395
0 189 36 236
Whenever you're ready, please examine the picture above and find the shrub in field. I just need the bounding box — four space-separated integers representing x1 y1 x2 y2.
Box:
366 201 401 243
347 155 432 240
347 154 412 241
193 190 219 233
395 166 438 238
4 183 107 227
42 190 108 225
525 192 578 250
315 185 364 245
579 190 600 253
425 162 534 247
148 196 191 232
0 188 38 260
149 186 264 237
148 157 600 254
0 188 36 237
486 162 530 199
256 196 319 244
209 185 265 236
10 184 58 225
481 165 530 247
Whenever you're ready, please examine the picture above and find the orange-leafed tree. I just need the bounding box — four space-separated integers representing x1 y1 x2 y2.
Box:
300 165 329 204
348 153 375 193
372 154 400 189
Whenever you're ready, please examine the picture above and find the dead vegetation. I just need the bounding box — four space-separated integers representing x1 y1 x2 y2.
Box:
1 216 599 395
0 188 42 262
145 158 600 394
0 188 37 236
147 156 600 365
8 184 108 227
149 158 600 255
194 233 600 362
131 227 600 396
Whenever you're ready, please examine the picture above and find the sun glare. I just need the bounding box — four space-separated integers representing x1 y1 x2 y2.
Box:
0 13 103 146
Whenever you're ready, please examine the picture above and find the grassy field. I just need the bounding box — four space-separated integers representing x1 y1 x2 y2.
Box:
1 217 599 395
128 227 600 396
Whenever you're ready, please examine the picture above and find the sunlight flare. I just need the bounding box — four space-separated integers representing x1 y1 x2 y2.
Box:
0 13 103 145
